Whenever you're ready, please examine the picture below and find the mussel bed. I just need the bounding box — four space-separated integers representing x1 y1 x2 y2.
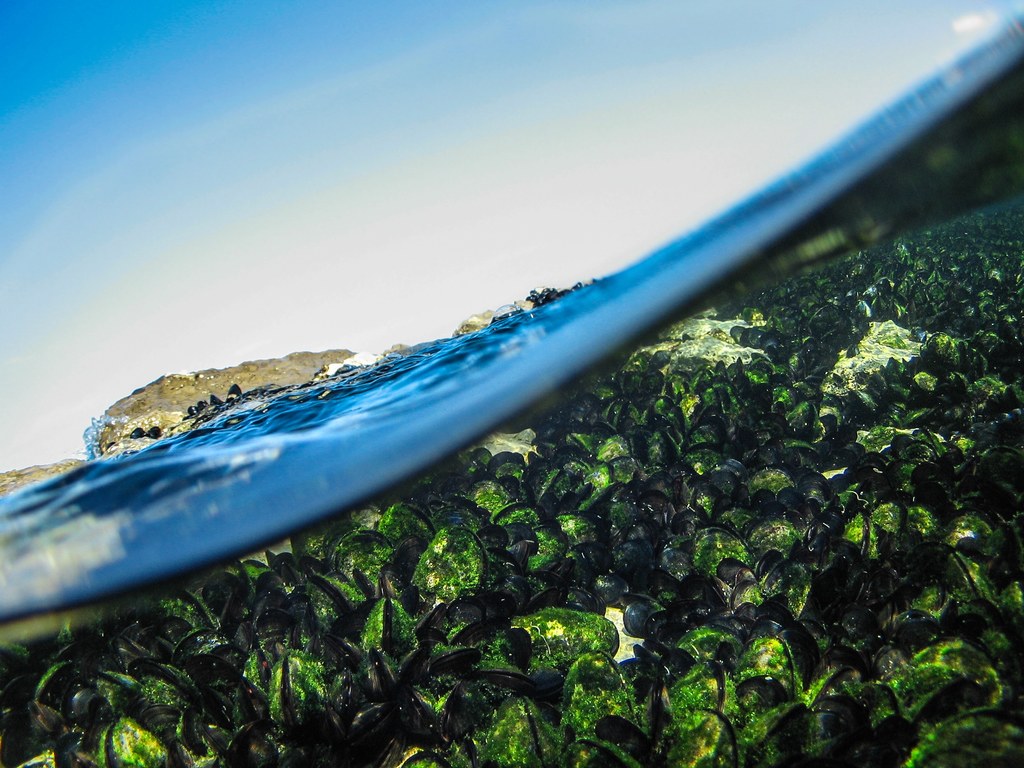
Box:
3 204 1024 767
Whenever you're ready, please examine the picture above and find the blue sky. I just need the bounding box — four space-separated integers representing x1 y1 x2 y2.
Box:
0 1 1010 470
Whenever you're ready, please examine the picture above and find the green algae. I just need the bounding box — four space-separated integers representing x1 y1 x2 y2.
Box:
413 525 486 601
512 607 618 671
748 467 793 495
734 637 797 697
597 435 632 462
670 662 734 715
268 650 327 728
907 712 1024 767
477 698 561 767
887 639 1001 719
562 652 637 739
665 708 737 768
747 517 800 557
470 480 513 517
377 501 433 544
361 598 417 659
692 529 751 575
332 528 393 580
99 718 166 768
563 740 644 768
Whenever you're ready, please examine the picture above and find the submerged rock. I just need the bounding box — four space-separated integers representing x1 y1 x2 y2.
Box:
822 319 920 396
633 312 767 371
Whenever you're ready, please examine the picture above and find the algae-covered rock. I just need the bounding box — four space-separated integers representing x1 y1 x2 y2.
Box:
376 501 434 544
919 332 971 375
856 425 915 453
597 435 632 462
361 598 417 659
692 529 751 575
528 525 568 571
413 526 486 602
635 314 767 372
306 572 365 624
886 639 1001 719
822 320 920 396
760 559 811 616
669 661 734 714
512 607 618 671
739 703 814 767
470 480 513 517
268 650 327 728
665 708 738 768
734 637 797 696
748 467 793 495
906 712 1024 767
562 652 637 740
332 529 392 581
676 626 743 664
747 518 800 558
99 718 166 768
477 698 561 767
945 514 1000 558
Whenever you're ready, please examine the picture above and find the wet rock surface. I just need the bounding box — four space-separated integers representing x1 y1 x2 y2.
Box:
0 459 85 497
2 207 1024 766
91 349 360 458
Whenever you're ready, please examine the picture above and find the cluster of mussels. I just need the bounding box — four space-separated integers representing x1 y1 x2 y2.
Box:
2 206 1024 767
